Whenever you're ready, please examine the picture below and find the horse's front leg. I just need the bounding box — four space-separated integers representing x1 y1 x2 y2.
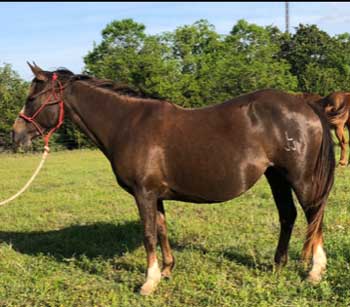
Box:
135 190 161 296
157 200 175 278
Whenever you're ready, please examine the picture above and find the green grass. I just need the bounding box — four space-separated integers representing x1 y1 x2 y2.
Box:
0 148 348 306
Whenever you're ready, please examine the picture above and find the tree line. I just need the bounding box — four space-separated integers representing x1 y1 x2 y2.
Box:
1 19 350 150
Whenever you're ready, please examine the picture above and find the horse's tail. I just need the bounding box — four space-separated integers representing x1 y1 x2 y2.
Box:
325 98 349 126
302 101 336 260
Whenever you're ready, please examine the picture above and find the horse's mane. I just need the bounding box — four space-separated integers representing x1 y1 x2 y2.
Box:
76 75 149 98
54 68 155 99
294 92 323 103
52 68 156 99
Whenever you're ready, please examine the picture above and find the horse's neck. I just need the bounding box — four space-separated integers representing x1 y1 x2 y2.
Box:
64 81 133 158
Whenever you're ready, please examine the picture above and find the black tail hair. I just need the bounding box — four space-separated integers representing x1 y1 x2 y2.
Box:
303 101 336 260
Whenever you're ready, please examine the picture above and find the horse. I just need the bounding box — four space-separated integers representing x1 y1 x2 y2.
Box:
12 63 335 295
293 92 350 166
317 92 350 166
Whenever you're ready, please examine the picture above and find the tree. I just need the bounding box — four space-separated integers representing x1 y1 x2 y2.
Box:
211 20 297 101
300 63 343 96
0 64 28 150
84 19 147 82
279 24 343 93
84 19 225 107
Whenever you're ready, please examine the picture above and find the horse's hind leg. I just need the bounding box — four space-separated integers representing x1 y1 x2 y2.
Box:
265 168 297 267
293 182 327 283
301 205 326 283
157 200 175 278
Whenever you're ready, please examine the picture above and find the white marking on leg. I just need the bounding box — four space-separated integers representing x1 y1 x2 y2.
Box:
140 260 161 295
147 259 161 282
308 244 327 283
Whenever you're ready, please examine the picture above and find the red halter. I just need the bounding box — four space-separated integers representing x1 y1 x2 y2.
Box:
19 73 65 147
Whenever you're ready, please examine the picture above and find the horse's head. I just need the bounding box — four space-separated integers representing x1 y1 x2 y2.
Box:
12 63 71 149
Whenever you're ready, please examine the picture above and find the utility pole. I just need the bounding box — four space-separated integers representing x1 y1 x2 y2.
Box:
285 2 290 33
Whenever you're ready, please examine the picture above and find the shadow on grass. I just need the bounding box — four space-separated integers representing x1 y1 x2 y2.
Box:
171 241 274 271
221 248 273 271
0 221 323 277
0 221 143 261
0 222 274 275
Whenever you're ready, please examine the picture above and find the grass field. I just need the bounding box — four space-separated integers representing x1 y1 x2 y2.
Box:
0 148 349 306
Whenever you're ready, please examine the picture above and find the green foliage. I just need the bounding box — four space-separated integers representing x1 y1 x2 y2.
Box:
281 24 334 76
84 19 147 82
280 24 350 94
0 148 348 306
213 20 297 101
300 63 342 96
130 35 182 101
83 19 297 107
161 19 225 107
0 64 28 149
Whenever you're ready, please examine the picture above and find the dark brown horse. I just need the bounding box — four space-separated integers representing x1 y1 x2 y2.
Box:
12 64 335 295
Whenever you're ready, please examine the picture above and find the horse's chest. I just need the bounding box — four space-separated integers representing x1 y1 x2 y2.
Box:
111 145 167 191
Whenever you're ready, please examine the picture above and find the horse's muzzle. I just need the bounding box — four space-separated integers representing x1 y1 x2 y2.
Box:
12 118 33 150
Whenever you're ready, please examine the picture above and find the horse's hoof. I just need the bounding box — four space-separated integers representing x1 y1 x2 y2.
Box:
307 272 322 284
140 280 160 296
274 253 288 268
161 261 174 279
161 268 172 279
338 162 347 167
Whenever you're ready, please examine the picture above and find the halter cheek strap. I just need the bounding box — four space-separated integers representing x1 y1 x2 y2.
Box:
19 73 65 147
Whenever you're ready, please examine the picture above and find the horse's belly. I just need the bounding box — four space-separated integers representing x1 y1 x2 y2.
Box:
165 157 268 203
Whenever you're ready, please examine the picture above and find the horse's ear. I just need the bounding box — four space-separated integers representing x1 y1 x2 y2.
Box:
27 61 48 81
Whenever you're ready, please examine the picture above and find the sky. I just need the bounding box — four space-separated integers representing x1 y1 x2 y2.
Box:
1 1 350 80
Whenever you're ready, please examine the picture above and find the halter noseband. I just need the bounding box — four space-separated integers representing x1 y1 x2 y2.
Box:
19 73 65 147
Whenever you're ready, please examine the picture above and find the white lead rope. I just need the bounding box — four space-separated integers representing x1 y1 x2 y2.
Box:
0 146 49 206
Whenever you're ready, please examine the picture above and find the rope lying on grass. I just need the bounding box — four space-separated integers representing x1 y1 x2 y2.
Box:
0 146 49 206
